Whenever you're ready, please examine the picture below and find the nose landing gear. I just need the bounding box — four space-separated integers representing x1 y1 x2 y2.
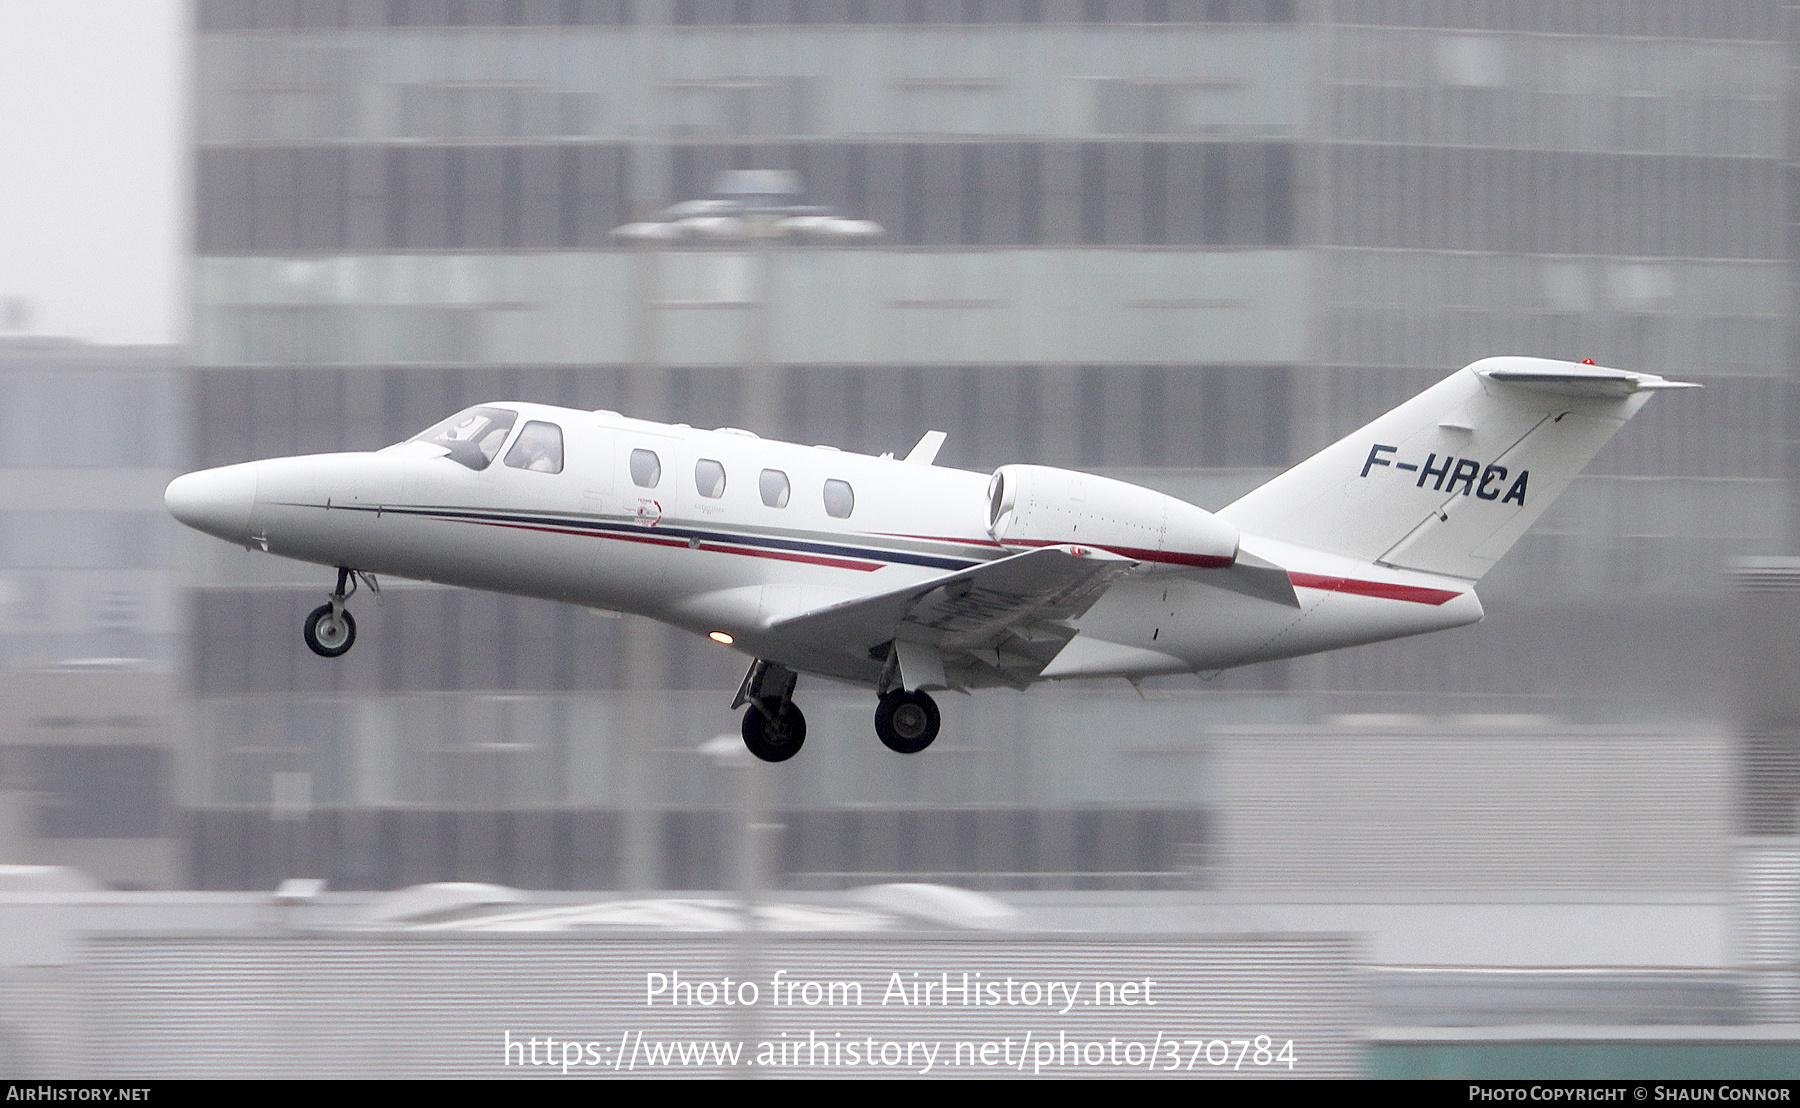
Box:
303 567 375 658
303 603 355 657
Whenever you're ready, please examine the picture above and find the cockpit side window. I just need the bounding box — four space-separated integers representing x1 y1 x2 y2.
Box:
629 448 661 488
503 421 564 474
410 406 518 471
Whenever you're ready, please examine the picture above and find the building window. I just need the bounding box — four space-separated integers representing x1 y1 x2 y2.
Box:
629 447 662 488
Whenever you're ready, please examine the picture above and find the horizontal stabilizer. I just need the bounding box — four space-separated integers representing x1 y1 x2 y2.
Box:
1478 362 1701 398
1201 550 1301 608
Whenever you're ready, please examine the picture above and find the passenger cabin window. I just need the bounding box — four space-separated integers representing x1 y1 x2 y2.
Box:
695 459 727 499
823 478 854 519
411 406 517 471
759 469 790 508
629 448 661 488
503 421 564 473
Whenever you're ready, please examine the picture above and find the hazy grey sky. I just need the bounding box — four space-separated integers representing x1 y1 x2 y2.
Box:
0 0 183 345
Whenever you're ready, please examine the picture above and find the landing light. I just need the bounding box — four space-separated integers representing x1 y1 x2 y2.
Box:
709 631 734 645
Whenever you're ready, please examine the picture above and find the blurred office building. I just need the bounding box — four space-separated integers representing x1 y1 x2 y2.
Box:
171 0 1787 898
0 333 183 888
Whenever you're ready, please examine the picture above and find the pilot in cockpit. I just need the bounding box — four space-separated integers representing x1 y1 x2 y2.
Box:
503 421 564 474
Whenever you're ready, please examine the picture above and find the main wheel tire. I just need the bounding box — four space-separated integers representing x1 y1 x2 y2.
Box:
741 698 806 763
875 689 940 754
303 603 357 657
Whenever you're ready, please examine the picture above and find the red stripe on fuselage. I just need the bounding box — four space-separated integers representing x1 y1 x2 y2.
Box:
465 518 688 548
1288 571 1462 606
882 533 1235 569
1001 537 1235 568
876 532 1007 548
694 541 881 572
456 518 882 571
1103 545 1235 569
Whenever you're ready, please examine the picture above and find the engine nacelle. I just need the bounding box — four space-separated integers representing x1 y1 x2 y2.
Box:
986 464 1239 569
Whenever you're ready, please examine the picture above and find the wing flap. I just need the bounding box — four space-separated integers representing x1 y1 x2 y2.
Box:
767 546 1137 689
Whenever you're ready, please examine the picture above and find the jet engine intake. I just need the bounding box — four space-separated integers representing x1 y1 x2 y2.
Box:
986 464 1238 570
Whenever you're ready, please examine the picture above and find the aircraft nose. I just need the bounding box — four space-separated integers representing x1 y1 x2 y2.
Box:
165 463 258 543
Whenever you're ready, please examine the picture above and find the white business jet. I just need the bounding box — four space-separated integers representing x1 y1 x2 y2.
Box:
167 356 1694 762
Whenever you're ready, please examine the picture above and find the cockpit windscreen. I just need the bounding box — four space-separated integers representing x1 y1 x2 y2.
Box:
410 407 518 470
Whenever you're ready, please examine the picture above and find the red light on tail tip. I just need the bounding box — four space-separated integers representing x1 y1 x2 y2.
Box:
1582 358 1594 364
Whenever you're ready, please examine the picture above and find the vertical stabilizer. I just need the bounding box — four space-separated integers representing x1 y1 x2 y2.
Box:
1217 357 1697 581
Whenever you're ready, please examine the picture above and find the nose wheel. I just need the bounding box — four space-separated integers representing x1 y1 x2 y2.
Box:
303 604 356 657
875 689 940 754
303 567 374 658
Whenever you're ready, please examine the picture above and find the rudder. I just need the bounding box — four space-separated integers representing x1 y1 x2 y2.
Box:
1217 357 1697 582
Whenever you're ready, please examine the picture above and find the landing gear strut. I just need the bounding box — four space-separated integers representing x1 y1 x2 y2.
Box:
875 688 940 754
733 659 805 762
303 567 373 658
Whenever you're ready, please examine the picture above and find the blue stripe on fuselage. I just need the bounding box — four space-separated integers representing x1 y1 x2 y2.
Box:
299 501 984 572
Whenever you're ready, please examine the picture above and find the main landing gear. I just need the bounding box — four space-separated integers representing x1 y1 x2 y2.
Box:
873 643 940 754
874 688 940 754
303 567 376 658
729 656 944 762
734 659 806 763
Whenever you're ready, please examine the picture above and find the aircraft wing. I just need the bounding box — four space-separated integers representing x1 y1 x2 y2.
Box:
767 546 1138 690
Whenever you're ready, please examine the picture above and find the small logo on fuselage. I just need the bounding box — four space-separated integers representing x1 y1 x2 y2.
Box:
1360 443 1528 505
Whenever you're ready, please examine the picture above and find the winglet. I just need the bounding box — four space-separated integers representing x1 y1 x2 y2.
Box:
903 430 947 465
